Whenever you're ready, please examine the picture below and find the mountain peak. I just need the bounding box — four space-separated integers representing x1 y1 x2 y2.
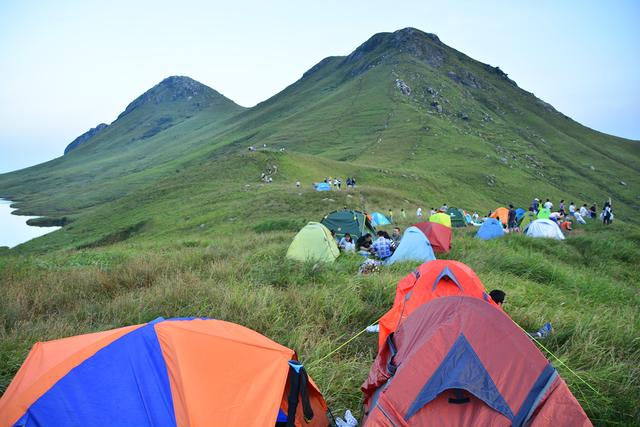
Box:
342 27 446 74
117 76 224 120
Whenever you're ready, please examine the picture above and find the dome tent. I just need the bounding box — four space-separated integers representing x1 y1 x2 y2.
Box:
370 212 391 226
377 260 498 349
525 219 565 240
412 221 452 253
320 209 375 240
286 222 340 262
429 212 452 228
0 318 329 427
475 217 505 240
362 297 591 426
385 226 436 265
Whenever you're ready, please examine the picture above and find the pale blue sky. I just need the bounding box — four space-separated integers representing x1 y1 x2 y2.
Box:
1 0 638 173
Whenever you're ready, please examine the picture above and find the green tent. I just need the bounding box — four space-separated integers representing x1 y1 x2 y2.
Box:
537 208 551 219
286 222 340 262
519 212 536 231
446 207 467 228
320 210 376 239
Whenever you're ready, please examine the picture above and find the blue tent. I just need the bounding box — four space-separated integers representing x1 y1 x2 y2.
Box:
515 208 526 222
475 218 505 240
371 212 391 226
386 226 436 265
315 182 331 191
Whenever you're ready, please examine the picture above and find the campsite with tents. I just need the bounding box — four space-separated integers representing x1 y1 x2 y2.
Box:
0 11 639 427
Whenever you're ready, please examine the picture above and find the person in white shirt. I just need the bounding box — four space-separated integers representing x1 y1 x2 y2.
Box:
429 208 437 216
543 199 553 210
568 202 576 216
416 207 423 217
579 204 589 218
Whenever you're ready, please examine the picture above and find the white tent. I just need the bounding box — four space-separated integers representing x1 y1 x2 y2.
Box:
525 219 565 240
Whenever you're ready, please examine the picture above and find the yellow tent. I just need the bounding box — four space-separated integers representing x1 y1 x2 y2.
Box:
429 212 452 228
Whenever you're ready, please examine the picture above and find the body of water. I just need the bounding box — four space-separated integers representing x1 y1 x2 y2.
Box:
0 199 61 248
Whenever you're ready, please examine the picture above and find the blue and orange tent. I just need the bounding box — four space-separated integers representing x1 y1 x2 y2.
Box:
0 318 328 427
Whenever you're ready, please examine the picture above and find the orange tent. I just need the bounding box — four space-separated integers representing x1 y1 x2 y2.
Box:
490 207 509 225
378 260 500 349
0 318 328 427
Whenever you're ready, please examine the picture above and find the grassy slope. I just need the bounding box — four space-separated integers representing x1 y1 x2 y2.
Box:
1 151 639 425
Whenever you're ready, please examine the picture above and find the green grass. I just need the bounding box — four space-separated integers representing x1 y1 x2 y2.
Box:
1 197 639 425
0 28 639 426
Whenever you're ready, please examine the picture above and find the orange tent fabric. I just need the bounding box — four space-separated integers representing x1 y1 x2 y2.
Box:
0 325 141 427
491 207 509 225
155 319 328 427
378 260 499 349
1 318 328 427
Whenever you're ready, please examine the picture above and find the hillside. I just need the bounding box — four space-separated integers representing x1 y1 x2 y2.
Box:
1 28 639 425
0 28 638 223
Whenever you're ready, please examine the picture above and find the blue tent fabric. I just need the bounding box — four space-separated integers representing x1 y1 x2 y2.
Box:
315 182 331 191
17 323 177 427
475 218 505 240
515 208 526 222
371 212 391 226
405 334 514 421
386 227 436 265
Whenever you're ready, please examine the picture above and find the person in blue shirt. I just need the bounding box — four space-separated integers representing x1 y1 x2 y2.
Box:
372 231 393 260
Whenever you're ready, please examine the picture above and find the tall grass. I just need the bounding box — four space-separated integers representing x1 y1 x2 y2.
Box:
1 224 638 426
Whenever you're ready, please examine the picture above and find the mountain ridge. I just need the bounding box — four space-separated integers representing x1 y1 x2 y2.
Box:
1 27 638 222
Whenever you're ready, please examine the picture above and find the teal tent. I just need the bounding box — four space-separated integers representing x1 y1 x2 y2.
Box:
320 210 376 239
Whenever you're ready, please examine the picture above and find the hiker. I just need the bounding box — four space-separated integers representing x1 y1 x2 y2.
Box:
351 177 357 187
391 227 402 247
532 198 540 213
489 289 506 306
543 199 553 210
400 208 406 219
589 203 597 218
372 231 393 260
560 219 572 231
559 200 566 216
339 233 355 252
388 209 393 223
416 207 423 217
602 202 613 225
440 203 448 212
507 204 518 232
429 208 436 216
568 202 576 216
356 233 374 257
579 204 589 218
346 177 352 188
490 290 553 339
295 180 301 188
548 211 562 223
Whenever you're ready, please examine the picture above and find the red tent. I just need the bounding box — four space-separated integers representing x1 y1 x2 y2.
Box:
413 222 451 253
378 260 498 349
362 296 591 426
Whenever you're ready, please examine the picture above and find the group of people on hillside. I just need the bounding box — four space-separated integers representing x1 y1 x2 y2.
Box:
332 227 402 261
416 206 445 218
530 197 614 227
318 176 357 190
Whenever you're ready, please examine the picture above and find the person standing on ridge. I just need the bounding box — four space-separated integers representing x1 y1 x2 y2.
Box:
559 200 566 216
532 198 539 213
388 209 394 223
416 207 423 217
401 208 406 219
543 199 553 210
